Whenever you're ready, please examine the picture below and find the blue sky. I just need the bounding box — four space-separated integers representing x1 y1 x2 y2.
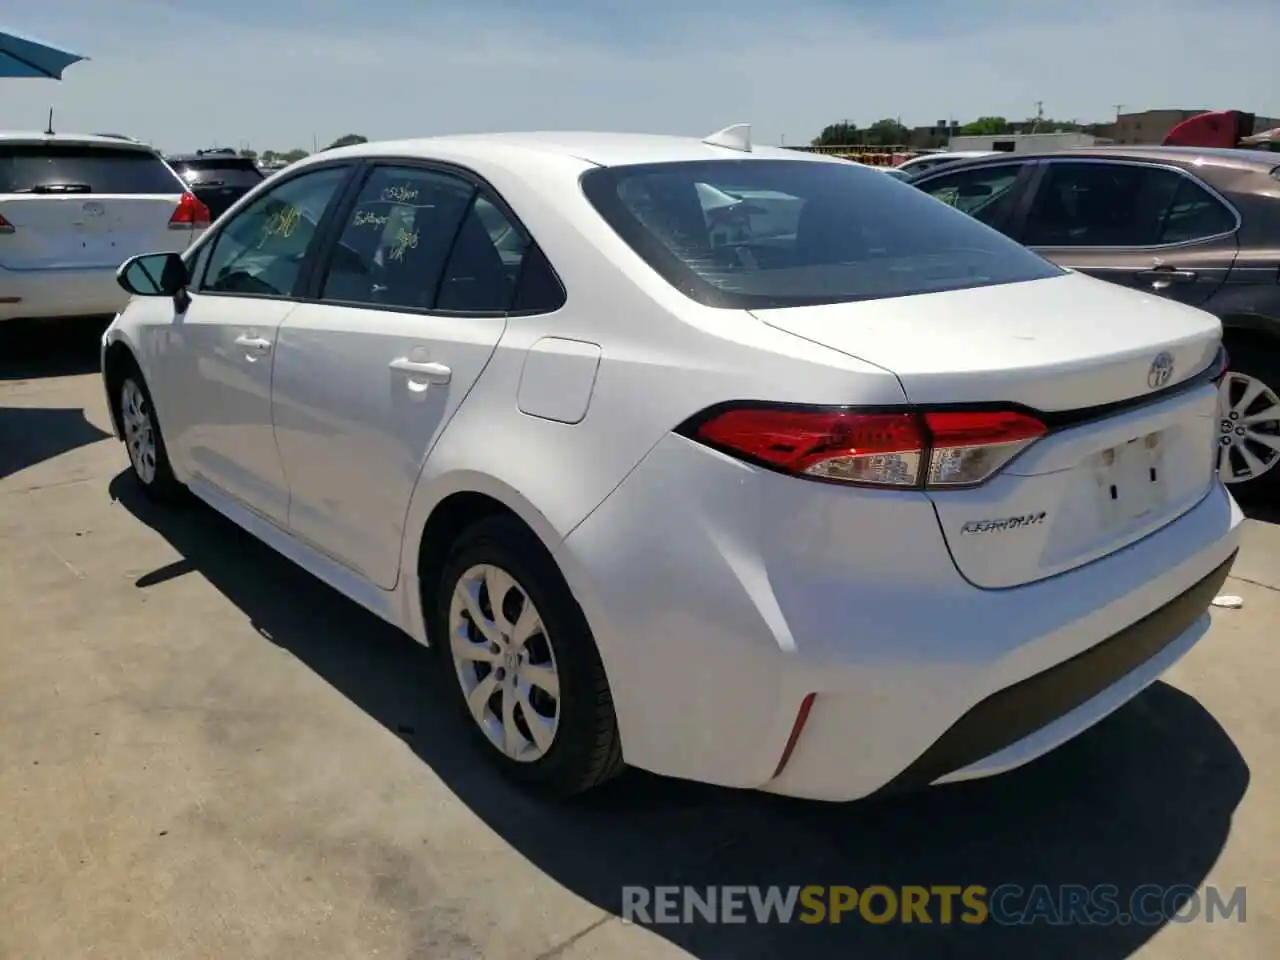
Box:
3 0 1278 153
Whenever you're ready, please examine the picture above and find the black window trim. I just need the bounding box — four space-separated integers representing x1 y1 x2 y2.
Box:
1014 157 1242 253
301 155 568 320
185 159 362 302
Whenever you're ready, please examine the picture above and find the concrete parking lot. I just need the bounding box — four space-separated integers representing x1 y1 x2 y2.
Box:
1 318 1276 960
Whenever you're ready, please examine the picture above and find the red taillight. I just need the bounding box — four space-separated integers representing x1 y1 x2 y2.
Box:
684 404 1047 489
693 407 925 486
169 192 211 229
0 213 13 234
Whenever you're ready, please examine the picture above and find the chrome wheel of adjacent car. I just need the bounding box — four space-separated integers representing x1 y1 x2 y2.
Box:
121 377 158 485
1217 371 1280 485
448 562 561 762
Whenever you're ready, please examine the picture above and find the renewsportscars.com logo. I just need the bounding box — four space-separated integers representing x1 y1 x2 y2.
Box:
622 884 1247 927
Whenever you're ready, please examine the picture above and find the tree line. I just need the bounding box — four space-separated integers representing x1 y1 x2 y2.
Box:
811 116 1102 148
235 133 368 165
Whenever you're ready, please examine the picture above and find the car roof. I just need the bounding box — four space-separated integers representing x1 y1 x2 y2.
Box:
0 131 159 153
913 144 1280 176
305 130 841 169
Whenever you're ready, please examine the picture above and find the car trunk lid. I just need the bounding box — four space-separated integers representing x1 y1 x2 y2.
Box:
0 194 185 270
753 272 1223 588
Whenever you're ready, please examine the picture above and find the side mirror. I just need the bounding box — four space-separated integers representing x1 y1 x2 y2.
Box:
117 252 187 297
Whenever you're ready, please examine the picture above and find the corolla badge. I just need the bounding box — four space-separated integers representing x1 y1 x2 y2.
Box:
82 201 105 217
960 512 1047 535
1147 351 1175 390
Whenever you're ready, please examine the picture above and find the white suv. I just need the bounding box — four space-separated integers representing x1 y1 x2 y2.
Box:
0 132 209 323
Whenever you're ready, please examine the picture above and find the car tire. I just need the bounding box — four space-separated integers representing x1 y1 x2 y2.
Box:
433 515 624 795
117 366 185 502
1218 334 1280 498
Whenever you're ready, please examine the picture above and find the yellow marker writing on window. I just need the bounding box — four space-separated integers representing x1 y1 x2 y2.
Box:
258 205 302 247
389 228 419 262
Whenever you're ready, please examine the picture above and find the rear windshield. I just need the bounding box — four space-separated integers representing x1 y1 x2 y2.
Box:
0 144 182 195
176 160 264 188
580 159 1062 309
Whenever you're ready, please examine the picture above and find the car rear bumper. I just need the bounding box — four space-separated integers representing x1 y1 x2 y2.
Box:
556 433 1244 801
0 264 128 321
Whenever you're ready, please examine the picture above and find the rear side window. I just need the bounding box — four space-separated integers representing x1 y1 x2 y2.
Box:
511 245 566 313
177 161 264 189
1022 162 1236 248
436 195 528 312
1159 176 1237 244
0 144 182 195
320 165 476 310
581 159 1061 309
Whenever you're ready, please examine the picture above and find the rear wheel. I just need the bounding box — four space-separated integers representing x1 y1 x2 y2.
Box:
1217 336 1280 497
433 515 624 795
118 370 185 501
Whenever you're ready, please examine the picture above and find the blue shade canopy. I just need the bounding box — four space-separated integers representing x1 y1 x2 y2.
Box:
0 28 86 79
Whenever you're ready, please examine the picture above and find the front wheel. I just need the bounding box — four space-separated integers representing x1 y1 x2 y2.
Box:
433 516 624 795
119 372 185 501
1217 341 1280 498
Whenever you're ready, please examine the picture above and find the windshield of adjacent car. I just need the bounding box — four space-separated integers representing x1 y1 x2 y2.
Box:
0 144 182 194
581 158 1062 308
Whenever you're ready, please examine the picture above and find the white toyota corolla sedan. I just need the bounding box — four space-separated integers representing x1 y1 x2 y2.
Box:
101 126 1242 802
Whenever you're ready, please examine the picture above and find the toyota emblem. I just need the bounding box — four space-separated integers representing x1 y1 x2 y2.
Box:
1147 351 1175 390
82 201 105 217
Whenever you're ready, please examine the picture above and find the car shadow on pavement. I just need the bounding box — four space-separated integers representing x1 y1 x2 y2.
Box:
0 406 111 479
110 472 1250 960
1238 495 1280 525
0 317 110 382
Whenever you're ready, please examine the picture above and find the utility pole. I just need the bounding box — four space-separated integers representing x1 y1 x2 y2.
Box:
1031 101 1044 134
312 132 318 152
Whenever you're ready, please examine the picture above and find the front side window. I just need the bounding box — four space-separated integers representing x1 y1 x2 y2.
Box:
581 159 1061 309
200 165 350 297
916 164 1025 227
1021 162 1236 248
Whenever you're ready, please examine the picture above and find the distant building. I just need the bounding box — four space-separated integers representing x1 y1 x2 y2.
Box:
1110 109 1280 144
946 132 1106 153
908 120 961 148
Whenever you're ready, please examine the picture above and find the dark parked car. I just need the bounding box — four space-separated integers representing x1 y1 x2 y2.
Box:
911 146 1280 496
165 148 264 220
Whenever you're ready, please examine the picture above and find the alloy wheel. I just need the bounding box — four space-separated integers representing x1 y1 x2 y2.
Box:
1217 371 1280 484
120 378 158 485
448 563 561 762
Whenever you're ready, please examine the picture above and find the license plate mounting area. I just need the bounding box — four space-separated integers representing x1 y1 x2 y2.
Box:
1096 431 1167 528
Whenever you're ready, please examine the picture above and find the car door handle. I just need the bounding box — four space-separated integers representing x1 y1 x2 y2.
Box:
389 357 451 384
234 335 272 351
